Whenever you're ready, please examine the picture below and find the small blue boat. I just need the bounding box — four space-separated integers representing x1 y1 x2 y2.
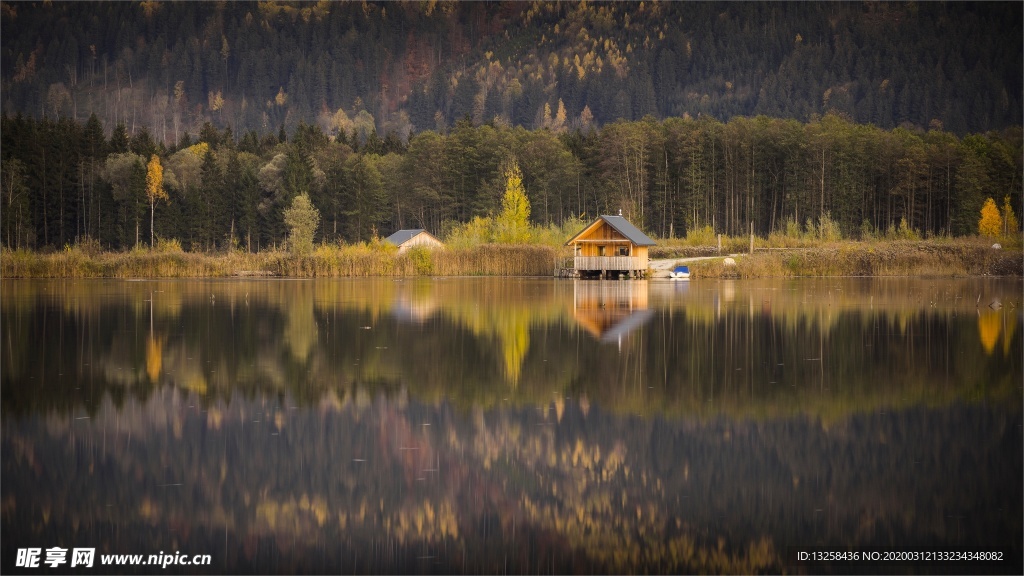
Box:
670 265 690 280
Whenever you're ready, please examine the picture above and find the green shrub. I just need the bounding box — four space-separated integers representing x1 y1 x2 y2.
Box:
860 219 876 241
685 224 716 246
155 237 184 253
817 212 843 242
887 217 921 241
407 246 434 275
785 217 802 239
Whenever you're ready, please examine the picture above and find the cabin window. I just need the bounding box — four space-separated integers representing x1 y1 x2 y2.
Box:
618 246 629 256
598 246 606 256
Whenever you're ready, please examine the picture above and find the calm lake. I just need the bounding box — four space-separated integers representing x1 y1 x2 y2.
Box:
2 277 1022 574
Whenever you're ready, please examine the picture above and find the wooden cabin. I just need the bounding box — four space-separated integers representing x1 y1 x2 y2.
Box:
384 229 444 253
564 215 656 278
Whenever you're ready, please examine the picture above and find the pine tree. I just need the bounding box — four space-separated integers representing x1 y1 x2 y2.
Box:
109 124 129 154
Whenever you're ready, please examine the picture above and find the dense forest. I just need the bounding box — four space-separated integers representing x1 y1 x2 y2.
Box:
1 112 1021 251
2 2 1021 136
1 2 1022 252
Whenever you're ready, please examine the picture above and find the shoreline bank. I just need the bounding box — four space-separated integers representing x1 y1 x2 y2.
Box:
1 240 1020 279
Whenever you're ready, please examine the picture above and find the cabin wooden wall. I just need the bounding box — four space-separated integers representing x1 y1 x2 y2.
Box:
575 221 631 257
397 233 444 253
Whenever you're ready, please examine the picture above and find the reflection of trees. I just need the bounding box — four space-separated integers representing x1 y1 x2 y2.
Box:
978 309 1018 357
283 282 316 362
3 277 1021 573
3 391 1020 573
2 278 1021 422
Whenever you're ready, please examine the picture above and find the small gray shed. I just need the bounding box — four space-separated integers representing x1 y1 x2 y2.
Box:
384 229 444 253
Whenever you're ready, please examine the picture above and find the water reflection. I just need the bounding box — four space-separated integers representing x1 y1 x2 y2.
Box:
573 280 654 344
2 278 1022 574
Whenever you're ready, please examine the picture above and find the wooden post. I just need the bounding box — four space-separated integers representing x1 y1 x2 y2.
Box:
717 234 722 254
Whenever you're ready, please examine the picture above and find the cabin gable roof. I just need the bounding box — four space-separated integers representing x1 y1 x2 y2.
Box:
384 229 441 247
565 215 656 246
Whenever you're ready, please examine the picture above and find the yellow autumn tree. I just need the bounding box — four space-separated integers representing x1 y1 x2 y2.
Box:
978 197 1002 237
552 98 567 132
146 154 168 247
1002 195 1019 237
495 159 531 243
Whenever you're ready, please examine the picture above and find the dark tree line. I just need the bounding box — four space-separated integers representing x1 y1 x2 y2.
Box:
1 2 1020 139
2 112 1021 251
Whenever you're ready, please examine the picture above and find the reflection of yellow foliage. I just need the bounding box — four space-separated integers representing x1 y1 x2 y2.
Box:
139 498 158 521
206 407 223 430
978 312 1001 355
145 335 163 383
1003 314 1017 357
183 373 208 395
309 497 328 526
256 500 279 529
297 494 328 526
389 499 458 544
284 285 316 362
501 319 530 386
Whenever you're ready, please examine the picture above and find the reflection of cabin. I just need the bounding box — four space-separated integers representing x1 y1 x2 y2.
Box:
565 215 656 279
384 229 444 253
572 280 653 343
391 287 439 324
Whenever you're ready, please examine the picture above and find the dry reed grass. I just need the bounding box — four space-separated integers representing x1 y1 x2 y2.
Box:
3 234 1018 279
688 239 1022 278
1 243 564 278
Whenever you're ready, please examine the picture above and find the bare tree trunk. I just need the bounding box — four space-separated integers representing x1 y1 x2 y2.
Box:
42 150 48 246
819 148 825 220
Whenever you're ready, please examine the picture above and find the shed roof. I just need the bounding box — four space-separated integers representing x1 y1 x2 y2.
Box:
384 229 436 246
565 215 657 246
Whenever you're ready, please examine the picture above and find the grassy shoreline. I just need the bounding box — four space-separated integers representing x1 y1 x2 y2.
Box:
689 240 1023 278
1 239 1020 279
0 244 562 278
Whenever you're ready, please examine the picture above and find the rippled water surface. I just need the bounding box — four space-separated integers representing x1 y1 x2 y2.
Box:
2 277 1022 574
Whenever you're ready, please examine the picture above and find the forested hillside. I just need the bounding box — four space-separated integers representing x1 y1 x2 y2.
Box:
2 1 1021 138
2 2 1022 252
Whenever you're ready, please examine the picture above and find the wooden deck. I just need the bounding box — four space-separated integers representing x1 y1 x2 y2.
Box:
574 256 644 271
